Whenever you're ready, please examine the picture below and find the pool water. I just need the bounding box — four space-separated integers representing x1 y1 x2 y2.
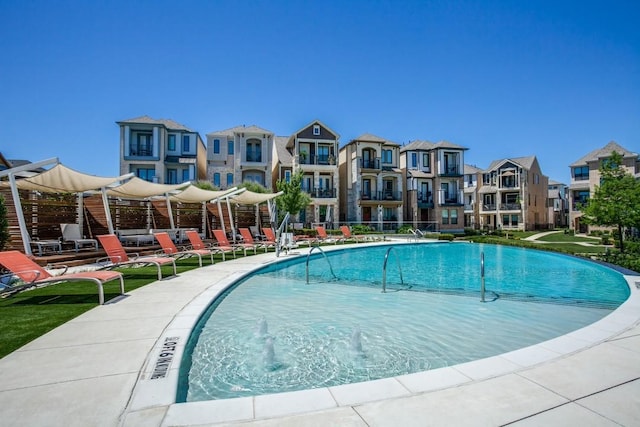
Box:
178 243 629 402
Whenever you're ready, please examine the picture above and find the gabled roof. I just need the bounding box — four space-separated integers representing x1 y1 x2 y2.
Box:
570 141 638 167
206 124 274 137
400 140 467 153
433 140 468 150
344 133 400 147
116 115 194 132
485 156 537 171
274 136 292 166
464 164 483 174
399 140 435 152
287 119 340 148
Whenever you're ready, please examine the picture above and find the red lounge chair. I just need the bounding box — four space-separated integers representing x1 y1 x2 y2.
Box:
0 250 124 305
185 230 236 261
315 226 342 244
212 229 252 256
239 228 274 253
262 228 278 246
97 234 177 280
154 232 213 267
340 225 367 242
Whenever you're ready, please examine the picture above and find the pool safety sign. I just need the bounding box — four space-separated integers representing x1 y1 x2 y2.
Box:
151 337 179 380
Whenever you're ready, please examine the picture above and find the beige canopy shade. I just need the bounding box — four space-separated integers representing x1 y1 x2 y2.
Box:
0 159 132 255
7 163 128 193
169 185 238 203
106 177 189 199
230 190 283 205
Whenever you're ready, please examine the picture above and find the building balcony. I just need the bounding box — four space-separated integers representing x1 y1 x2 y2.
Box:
360 191 402 202
500 203 522 211
437 189 463 206
439 166 462 177
482 204 497 211
310 188 337 198
360 158 381 170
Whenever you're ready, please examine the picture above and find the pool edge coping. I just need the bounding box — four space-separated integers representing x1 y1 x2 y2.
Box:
122 241 640 426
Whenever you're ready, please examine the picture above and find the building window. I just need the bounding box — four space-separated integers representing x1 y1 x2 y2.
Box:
168 135 176 151
246 138 262 162
450 209 458 224
226 173 234 187
317 145 330 164
442 209 449 224
284 170 291 183
228 140 234 155
131 133 153 156
422 153 430 170
182 135 190 152
573 166 589 180
213 173 220 187
511 215 519 226
167 169 177 184
313 125 320 135
213 139 220 154
382 149 392 164
182 169 190 183
411 152 417 168
136 168 155 182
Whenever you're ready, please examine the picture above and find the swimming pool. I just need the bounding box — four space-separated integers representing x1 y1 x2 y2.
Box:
178 242 629 402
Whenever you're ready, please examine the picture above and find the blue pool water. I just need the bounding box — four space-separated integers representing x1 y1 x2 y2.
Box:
178 243 629 402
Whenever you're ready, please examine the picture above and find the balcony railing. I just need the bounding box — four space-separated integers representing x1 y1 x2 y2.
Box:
360 191 402 201
246 150 262 162
360 158 381 169
299 154 336 166
129 147 153 156
438 189 463 206
440 166 462 177
482 203 497 211
500 203 521 211
310 188 337 198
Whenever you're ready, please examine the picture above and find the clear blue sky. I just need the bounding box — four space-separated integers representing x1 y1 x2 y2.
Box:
1 0 638 183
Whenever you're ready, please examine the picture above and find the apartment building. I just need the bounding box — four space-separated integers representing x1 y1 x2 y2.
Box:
338 134 403 231
548 180 569 228
273 120 340 226
569 141 640 233
117 116 206 183
206 125 274 190
463 164 482 229
477 156 548 231
400 140 467 233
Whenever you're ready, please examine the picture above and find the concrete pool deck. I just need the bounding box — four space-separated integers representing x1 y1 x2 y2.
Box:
1 241 639 426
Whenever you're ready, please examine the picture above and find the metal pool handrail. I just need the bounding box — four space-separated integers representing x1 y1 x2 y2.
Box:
306 246 337 284
382 246 404 293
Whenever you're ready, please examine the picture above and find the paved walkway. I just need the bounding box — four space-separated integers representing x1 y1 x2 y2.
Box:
0 243 639 426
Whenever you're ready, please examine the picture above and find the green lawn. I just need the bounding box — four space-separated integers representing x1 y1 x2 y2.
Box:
0 256 211 359
536 232 602 243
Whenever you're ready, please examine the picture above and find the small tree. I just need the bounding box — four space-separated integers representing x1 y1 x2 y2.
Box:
0 194 9 250
582 152 640 253
275 169 311 225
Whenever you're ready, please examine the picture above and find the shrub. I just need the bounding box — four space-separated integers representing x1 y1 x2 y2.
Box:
396 225 413 234
351 224 372 234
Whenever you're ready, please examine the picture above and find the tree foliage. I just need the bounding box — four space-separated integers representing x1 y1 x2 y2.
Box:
194 180 217 191
582 152 640 252
275 169 311 223
0 194 9 251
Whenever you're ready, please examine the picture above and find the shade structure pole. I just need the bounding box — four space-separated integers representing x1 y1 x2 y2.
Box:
217 199 225 235
8 173 32 255
77 193 84 235
0 157 60 255
165 193 175 229
226 196 236 242
101 187 115 234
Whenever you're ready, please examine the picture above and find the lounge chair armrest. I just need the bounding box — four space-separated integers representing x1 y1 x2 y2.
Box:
45 264 69 275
